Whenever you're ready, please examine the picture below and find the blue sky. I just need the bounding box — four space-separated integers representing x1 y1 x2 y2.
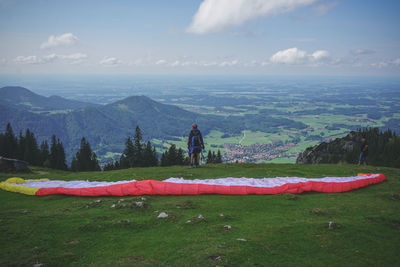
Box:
0 0 399 76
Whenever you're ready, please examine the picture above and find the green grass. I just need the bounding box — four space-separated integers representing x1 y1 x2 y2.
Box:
1 164 399 266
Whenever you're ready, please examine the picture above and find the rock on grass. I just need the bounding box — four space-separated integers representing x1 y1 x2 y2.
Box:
157 212 168 218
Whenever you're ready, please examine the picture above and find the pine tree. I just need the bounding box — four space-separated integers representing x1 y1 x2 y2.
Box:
103 162 116 171
160 144 185 167
216 150 223 163
207 150 212 163
49 135 67 170
177 148 184 165
23 129 40 165
123 137 134 167
71 137 100 172
143 141 158 167
133 125 143 166
119 125 158 168
39 141 50 166
152 147 159 166
167 144 177 165
119 154 129 169
1 123 18 158
17 131 25 160
160 151 168 166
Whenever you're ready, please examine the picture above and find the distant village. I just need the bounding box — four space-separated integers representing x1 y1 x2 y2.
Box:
222 142 297 163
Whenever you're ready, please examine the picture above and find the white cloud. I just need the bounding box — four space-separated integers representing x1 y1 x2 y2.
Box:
99 56 122 66
371 61 389 68
187 0 317 34
351 48 376 56
14 55 44 64
219 60 239 67
270 47 330 65
311 50 330 61
170 60 181 67
14 53 88 65
201 61 218 67
155 59 167 65
371 58 400 68
40 33 78 49
312 1 338 16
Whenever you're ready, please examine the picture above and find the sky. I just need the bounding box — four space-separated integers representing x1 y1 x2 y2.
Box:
0 0 399 76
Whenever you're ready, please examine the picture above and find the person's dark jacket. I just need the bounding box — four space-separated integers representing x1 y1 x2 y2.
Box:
188 129 204 149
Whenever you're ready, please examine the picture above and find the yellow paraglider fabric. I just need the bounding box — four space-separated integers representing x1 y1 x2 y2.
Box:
0 177 48 195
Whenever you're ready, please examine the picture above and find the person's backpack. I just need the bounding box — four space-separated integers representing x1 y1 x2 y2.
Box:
191 130 202 148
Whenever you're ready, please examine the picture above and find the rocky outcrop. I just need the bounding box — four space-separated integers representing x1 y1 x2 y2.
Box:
296 131 362 164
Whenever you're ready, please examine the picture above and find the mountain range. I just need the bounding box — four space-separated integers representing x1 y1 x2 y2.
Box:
0 86 307 163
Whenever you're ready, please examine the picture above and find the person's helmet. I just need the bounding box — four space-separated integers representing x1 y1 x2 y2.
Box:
192 124 197 128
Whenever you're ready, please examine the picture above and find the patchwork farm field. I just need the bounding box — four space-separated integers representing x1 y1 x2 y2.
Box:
153 78 400 164
1 164 399 266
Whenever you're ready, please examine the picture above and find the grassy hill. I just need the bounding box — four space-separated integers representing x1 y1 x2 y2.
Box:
0 86 97 112
1 164 399 266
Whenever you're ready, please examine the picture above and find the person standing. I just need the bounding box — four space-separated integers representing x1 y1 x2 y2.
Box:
187 124 204 168
358 136 368 166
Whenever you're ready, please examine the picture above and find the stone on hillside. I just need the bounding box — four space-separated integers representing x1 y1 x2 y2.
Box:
198 214 205 219
224 225 232 230
110 204 116 209
296 131 361 164
157 212 168 218
236 238 247 242
135 201 144 208
328 221 336 229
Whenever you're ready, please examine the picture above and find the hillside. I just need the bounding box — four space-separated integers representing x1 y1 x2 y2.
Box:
0 86 308 163
296 128 400 168
0 86 97 112
1 164 399 266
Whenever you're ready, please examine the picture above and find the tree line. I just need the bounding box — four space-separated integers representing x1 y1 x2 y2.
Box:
0 123 68 170
349 128 400 168
1 123 224 172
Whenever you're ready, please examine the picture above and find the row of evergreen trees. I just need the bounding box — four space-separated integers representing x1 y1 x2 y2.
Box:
0 123 99 171
207 150 223 163
350 128 400 168
104 126 159 171
1 123 224 172
0 123 67 170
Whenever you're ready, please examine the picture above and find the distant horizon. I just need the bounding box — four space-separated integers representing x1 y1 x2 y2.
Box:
1 0 399 76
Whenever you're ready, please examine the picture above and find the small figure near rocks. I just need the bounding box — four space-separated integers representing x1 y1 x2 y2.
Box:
358 136 369 166
157 212 168 218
